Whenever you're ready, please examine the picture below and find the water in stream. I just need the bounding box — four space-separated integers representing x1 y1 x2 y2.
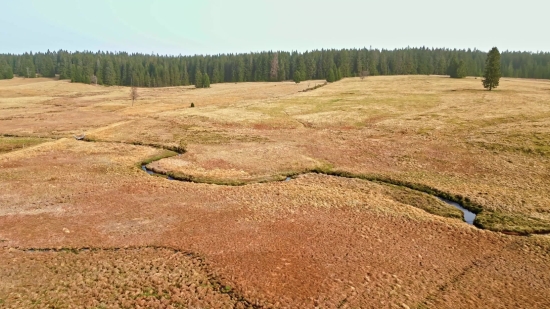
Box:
140 164 476 225
437 197 476 225
141 165 174 180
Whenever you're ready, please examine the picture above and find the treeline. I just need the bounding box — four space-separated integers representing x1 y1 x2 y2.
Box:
0 47 549 86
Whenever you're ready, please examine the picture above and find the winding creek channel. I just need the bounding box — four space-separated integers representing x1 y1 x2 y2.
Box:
141 163 477 225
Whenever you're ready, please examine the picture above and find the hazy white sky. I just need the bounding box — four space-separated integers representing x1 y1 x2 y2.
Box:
1 0 548 55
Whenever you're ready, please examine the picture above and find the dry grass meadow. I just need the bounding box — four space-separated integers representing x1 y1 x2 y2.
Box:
1 76 549 308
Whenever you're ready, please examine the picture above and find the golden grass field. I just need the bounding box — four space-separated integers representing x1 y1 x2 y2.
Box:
1 76 549 308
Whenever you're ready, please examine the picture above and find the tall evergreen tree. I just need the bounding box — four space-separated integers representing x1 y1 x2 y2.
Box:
94 59 103 84
181 62 189 85
456 60 467 78
270 53 279 81
202 73 210 88
327 69 336 82
355 51 364 76
483 47 501 90
293 70 302 83
18 54 36 78
448 58 467 78
211 64 221 84
5 65 14 79
40 56 56 77
103 60 116 86
339 50 351 77
195 70 203 88
0 61 12 79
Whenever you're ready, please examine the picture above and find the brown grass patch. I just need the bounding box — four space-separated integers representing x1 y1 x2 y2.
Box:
1 76 550 307
0 247 249 308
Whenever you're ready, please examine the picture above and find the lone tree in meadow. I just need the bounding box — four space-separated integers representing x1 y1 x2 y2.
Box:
482 47 501 90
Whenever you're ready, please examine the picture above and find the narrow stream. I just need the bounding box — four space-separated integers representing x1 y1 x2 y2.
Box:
141 163 476 225
141 165 174 180
437 197 476 225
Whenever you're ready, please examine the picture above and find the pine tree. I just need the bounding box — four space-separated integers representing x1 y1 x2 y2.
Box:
202 73 210 88
0 61 11 79
339 50 350 77
293 70 302 83
94 59 103 84
18 54 35 78
212 65 220 84
5 66 13 79
482 47 501 90
355 52 363 76
70 64 78 82
195 70 203 88
41 57 56 77
103 60 116 86
327 69 336 82
58 60 71 80
181 62 189 85
448 58 467 78
456 60 467 78
270 53 279 81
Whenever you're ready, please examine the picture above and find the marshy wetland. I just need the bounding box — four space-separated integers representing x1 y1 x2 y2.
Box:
1 76 549 308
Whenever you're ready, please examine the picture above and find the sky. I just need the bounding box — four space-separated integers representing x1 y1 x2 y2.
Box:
1 0 548 55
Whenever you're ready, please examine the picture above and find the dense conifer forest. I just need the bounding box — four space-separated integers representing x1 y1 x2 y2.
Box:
0 47 549 86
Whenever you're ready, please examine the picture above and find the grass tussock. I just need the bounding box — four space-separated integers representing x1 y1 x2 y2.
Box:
474 212 550 235
310 168 484 213
0 136 53 154
381 185 463 220
83 136 186 154
139 150 178 167
0 247 251 308
305 168 550 234
168 172 247 186
471 140 550 157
